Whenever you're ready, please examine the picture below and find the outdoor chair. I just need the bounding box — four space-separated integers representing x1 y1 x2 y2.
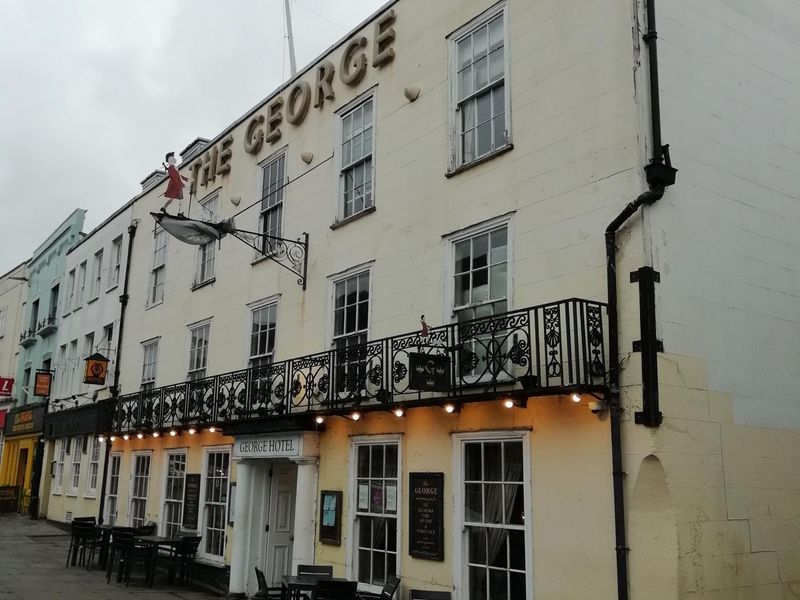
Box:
73 516 97 524
105 528 142 584
408 591 451 600
254 566 283 599
134 522 157 536
355 575 400 600
297 564 334 578
160 535 202 584
65 521 101 568
312 579 358 600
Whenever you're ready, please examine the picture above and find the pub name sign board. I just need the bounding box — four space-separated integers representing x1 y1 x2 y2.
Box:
409 472 444 561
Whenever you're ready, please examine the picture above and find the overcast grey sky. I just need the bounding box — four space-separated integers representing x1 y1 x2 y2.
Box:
0 0 387 274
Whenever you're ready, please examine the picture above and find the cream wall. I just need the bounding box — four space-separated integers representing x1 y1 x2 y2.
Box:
109 432 236 565
316 399 616 598
617 0 800 598
0 262 27 387
43 437 108 523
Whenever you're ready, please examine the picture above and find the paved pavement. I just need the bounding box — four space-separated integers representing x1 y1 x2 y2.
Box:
0 515 222 599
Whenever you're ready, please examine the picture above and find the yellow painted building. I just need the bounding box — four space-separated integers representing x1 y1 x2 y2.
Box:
0 404 45 512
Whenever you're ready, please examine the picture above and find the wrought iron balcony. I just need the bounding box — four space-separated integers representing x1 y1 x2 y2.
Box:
19 328 36 348
112 298 609 434
36 316 57 337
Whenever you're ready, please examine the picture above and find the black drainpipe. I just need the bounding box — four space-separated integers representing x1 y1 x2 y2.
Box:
98 219 138 524
606 1 677 598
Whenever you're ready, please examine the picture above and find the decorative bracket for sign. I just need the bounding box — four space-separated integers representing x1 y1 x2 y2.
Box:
230 229 309 290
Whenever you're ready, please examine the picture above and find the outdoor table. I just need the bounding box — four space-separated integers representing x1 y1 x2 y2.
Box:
281 574 348 600
134 535 183 587
97 524 114 570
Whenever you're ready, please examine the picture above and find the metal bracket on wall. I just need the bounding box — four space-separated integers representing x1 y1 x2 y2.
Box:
231 230 310 290
630 266 663 427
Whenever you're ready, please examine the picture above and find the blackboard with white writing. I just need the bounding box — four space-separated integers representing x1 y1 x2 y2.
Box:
182 474 201 529
409 472 444 561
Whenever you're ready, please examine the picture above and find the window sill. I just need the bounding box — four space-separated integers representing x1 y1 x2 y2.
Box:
87 297 99 305
66 493 78 498
105 284 118 294
145 300 164 311
195 556 225 568
52 491 62 496
83 493 97 500
330 205 376 230
61 311 71 319
445 143 514 178
72 305 82 313
191 278 216 292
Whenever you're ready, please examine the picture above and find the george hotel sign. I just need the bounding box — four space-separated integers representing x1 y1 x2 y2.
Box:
233 433 301 460
189 9 397 194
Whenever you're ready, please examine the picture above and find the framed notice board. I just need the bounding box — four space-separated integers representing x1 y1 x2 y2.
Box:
182 474 201 529
319 490 342 545
409 472 444 561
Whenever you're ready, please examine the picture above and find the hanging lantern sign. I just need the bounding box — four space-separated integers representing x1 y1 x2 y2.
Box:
34 371 52 397
83 353 110 386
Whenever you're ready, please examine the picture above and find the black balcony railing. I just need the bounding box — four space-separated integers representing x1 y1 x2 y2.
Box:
113 298 609 434
19 328 36 347
37 316 57 336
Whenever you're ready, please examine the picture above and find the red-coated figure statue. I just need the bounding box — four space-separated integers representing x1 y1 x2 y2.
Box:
161 152 188 212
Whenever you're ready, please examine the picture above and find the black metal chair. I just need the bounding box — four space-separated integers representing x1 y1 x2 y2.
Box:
313 579 358 600
297 564 334 578
408 591 451 600
66 521 100 568
134 522 157 536
105 528 141 584
356 576 400 600
254 566 283 599
166 535 202 584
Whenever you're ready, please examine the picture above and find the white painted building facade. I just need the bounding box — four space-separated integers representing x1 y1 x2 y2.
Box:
25 0 800 598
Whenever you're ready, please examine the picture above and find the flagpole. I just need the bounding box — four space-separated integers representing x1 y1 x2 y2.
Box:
284 0 297 76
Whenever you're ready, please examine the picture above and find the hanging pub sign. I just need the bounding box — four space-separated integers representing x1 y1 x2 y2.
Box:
34 371 52 397
0 377 13 398
409 472 444 561
83 353 110 386
408 354 450 392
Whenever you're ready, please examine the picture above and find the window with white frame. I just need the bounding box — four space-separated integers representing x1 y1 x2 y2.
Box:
194 195 218 286
106 454 121 525
67 340 78 394
85 436 100 496
57 345 67 397
249 303 277 368
76 262 87 308
450 222 509 378
149 227 167 305
353 440 399 588
163 451 187 538
110 236 123 288
53 438 67 493
0 306 6 337
66 269 75 313
340 96 374 219
83 332 94 361
188 323 210 381
201 449 229 560
259 153 285 254
460 435 529 600
130 453 151 527
332 270 370 393
450 5 509 169
68 435 82 494
141 340 158 391
91 249 103 298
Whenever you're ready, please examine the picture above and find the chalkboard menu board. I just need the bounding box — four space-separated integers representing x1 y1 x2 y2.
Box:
409 472 444 561
182 474 201 529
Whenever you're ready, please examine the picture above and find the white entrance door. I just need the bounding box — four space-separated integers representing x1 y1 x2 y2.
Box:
265 462 297 586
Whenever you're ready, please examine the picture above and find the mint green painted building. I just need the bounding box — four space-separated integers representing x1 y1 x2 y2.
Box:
15 209 85 406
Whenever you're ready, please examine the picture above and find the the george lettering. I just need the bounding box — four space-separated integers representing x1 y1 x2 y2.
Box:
244 114 266 155
265 97 284 144
286 81 311 126
372 9 396 68
217 134 233 175
314 60 336 109
340 36 368 86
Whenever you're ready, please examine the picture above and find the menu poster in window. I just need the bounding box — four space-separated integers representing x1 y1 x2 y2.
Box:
409 472 444 561
357 482 369 510
319 490 342 545
182 474 201 529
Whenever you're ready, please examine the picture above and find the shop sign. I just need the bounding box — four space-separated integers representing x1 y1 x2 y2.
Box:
409 354 450 392
34 371 52 397
5 404 44 437
182 474 201 529
0 377 13 398
233 434 301 459
409 472 444 561
83 353 109 386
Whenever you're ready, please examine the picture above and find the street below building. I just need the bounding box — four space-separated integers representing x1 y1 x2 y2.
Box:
0 515 220 599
